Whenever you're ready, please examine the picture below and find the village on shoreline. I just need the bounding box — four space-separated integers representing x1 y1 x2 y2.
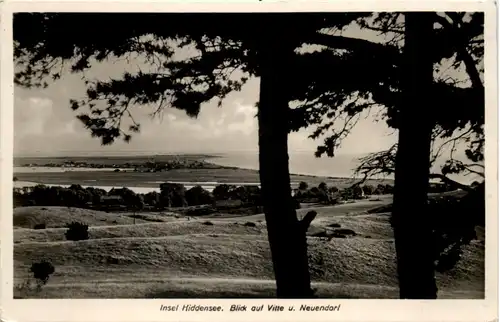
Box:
12 155 463 223
15 155 231 173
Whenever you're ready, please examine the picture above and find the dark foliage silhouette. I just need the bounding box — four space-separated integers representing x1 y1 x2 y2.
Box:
33 223 46 230
159 183 188 208
30 260 55 284
185 185 214 206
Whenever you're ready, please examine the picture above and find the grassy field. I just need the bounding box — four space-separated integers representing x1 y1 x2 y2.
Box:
13 196 484 299
13 168 391 189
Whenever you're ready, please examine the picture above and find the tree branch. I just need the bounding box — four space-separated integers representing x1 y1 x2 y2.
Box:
303 32 400 56
434 13 484 90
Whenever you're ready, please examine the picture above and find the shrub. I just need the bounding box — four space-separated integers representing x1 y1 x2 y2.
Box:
430 183 484 272
202 221 214 226
328 186 339 193
33 223 46 230
244 222 257 227
212 184 236 200
65 222 90 241
309 187 320 195
236 186 262 206
159 183 188 207
373 184 386 195
318 182 328 191
30 260 55 284
340 185 364 200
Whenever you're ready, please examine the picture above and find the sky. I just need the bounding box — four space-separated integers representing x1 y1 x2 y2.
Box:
14 75 397 157
13 15 459 158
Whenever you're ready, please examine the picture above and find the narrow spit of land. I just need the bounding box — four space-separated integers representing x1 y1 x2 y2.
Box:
13 154 392 189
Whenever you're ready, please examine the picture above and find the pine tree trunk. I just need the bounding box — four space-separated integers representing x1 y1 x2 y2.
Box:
257 29 314 298
392 12 438 299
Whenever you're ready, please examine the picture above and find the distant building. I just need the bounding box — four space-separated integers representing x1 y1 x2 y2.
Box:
97 195 126 211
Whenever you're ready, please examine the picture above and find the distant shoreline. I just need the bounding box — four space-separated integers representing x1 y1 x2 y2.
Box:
13 153 221 165
13 153 363 181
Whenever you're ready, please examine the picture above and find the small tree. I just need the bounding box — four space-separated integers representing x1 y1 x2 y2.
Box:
298 182 309 191
65 222 90 241
212 184 237 201
160 183 188 207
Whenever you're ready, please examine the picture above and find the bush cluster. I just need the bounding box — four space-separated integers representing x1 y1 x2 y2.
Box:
14 183 264 211
65 221 90 241
294 181 395 204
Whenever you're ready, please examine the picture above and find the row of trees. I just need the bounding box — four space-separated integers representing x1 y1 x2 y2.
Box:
16 180 402 210
14 12 485 299
14 179 406 211
295 181 394 203
295 181 459 204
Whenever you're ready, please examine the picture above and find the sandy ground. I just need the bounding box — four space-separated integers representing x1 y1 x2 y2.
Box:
13 197 484 299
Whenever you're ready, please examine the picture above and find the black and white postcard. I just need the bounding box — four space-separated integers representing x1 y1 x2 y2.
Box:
0 1 497 322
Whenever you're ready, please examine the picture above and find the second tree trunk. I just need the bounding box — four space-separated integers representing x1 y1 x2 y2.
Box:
392 12 438 299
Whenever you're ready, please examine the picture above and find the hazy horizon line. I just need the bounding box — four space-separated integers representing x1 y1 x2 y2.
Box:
13 150 369 159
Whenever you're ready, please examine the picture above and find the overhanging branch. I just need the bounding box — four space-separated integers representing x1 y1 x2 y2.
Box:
303 32 400 57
